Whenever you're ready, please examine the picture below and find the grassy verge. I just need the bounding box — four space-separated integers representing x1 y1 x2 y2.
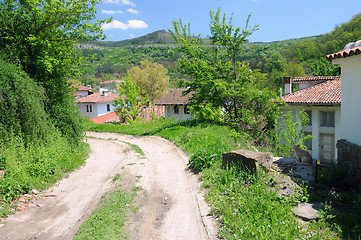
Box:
0 132 90 217
88 119 347 239
74 187 138 240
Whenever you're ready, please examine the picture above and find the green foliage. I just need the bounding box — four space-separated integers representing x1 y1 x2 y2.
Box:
275 110 313 157
0 0 109 142
189 104 222 123
202 167 304 239
90 119 343 239
74 189 137 240
0 60 52 143
317 164 351 187
127 59 170 105
90 119 251 172
170 9 278 141
0 131 89 203
113 76 148 123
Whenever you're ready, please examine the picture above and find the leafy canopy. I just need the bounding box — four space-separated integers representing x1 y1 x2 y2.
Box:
127 59 170 106
113 77 148 123
0 0 110 142
170 9 278 140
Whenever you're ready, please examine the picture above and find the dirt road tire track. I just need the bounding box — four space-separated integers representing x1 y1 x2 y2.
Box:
0 132 217 239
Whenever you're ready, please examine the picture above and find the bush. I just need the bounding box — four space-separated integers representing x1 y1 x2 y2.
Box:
0 59 53 144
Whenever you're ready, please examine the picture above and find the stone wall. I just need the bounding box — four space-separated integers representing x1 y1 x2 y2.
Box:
336 139 361 179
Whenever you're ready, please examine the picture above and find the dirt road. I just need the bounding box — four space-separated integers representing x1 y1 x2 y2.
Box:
0 132 217 239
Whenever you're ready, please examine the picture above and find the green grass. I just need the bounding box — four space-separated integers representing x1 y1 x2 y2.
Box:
87 136 145 159
0 131 90 217
87 119 349 239
74 188 138 240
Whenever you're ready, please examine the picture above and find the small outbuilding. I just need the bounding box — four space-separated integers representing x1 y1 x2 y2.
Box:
155 88 193 121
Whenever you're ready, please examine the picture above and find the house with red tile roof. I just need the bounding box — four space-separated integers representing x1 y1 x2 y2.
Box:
327 40 361 177
76 91 119 119
280 76 341 163
74 85 94 99
155 88 193 121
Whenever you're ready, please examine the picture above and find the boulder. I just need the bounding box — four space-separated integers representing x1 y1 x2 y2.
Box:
292 202 323 221
222 150 273 173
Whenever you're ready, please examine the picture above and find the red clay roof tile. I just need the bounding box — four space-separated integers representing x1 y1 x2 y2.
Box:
76 93 118 103
293 76 340 83
282 78 341 105
90 112 119 124
326 46 361 61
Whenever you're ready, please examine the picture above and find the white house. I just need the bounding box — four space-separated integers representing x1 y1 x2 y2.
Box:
280 76 341 164
326 40 361 176
155 88 193 121
76 91 118 119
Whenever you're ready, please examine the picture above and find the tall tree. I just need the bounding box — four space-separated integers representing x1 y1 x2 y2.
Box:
113 77 148 123
127 59 169 106
0 0 109 142
170 9 278 140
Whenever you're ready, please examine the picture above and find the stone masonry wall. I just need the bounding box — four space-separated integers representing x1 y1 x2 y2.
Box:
337 139 361 180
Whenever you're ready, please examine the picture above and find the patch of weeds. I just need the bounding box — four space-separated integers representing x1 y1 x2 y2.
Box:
120 141 145 159
132 186 143 192
74 188 137 240
112 174 121 182
202 167 305 239
127 163 136 166
88 136 146 159
136 175 142 182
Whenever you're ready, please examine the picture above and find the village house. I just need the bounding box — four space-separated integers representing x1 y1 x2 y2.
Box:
74 85 94 99
155 88 193 121
326 40 361 177
101 79 123 93
76 90 118 119
281 76 341 164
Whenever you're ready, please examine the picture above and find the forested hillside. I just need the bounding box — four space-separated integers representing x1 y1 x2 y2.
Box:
77 14 361 92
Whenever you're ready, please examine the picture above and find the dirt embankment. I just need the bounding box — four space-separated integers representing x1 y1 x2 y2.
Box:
0 132 217 240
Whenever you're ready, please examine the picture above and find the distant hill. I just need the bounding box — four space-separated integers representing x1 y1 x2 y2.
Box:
86 30 176 48
76 13 361 91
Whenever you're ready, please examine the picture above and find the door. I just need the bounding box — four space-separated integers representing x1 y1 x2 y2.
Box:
319 134 334 164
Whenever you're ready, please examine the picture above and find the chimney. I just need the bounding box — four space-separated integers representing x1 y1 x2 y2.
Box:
102 90 108 97
284 77 292 95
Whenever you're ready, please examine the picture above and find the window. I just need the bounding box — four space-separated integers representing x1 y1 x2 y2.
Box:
184 105 189 114
321 111 335 127
304 132 312 150
173 105 179 114
107 104 110 112
87 105 92 112
305 110 312 126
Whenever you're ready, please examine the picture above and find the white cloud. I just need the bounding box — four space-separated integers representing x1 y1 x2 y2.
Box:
102 20 148 30
103 0 136 6
101 10 123 14
130 34 135 38
127 8 138 14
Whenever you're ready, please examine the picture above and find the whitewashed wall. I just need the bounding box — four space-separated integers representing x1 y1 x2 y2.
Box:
279 106 340 162
334 55 361 146
165 105 192 121
77 102 115 119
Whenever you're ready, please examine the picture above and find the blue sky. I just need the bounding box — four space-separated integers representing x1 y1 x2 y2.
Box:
97 0 361 43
